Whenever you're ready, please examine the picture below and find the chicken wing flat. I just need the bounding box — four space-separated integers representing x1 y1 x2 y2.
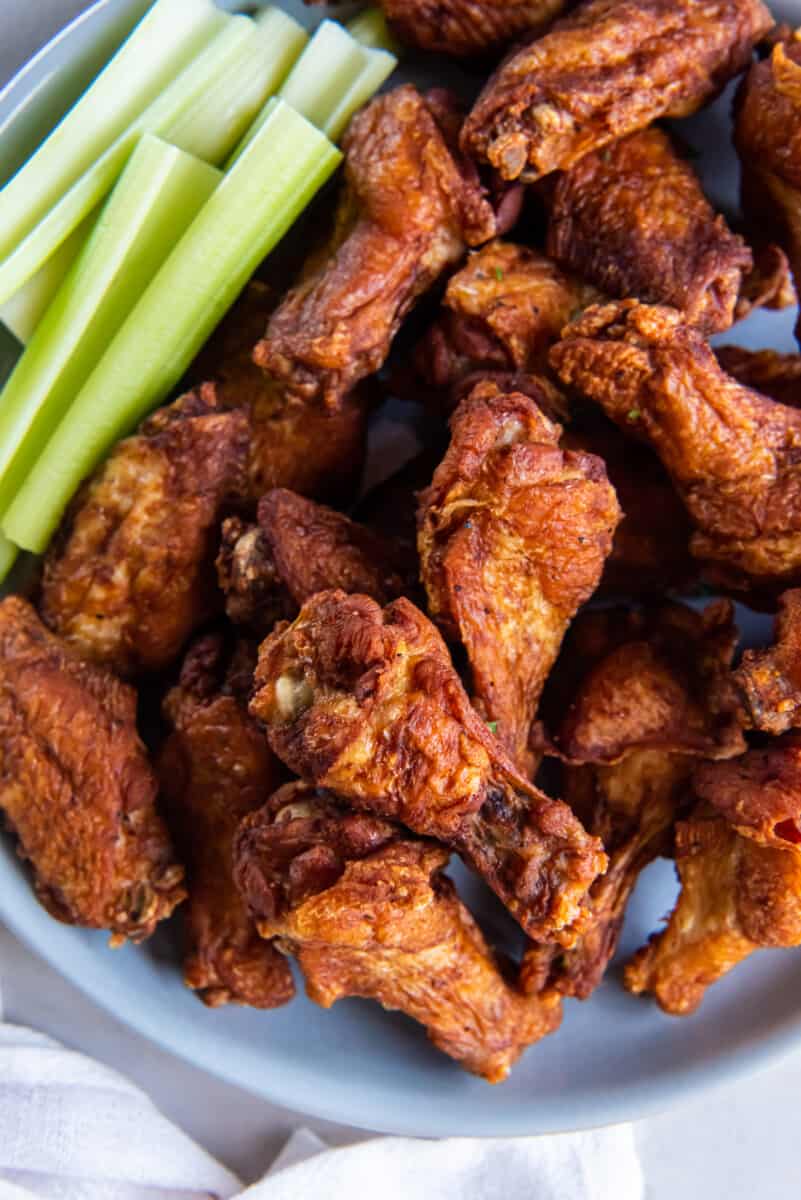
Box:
418 381 621 774
234 781 561 1082
250 590 606 943
253 86 497 408
157 635 294 1009
39 385 248 678
550 301 801 594
715 345 801 407
217 488 409 636
733 589 801 735
544 128 752 334
0 597 185 942
460 0 772 181
378 0 566 58
625 741 801 1014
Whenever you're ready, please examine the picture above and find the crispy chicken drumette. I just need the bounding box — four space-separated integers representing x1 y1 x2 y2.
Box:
377 0 566 58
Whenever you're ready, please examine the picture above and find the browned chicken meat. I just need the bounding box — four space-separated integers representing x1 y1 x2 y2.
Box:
461 0 772 181
544 127 752 334
253 86 498 408
39 385 248 678
625 739 801 1014
217 488 409 636
550 301 801 595
733 589 801 735
715 344 801 407
158 634 294 1009
418 381 621 774
250 590 607 943
0 597 185 942
378 0 566 58
234 781 562 1082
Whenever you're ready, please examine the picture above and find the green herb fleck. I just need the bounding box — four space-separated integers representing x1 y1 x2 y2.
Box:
627 408 641 421
486 721 498 734
493 267 504 282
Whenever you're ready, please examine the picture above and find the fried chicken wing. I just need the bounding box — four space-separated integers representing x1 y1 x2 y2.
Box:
544 128 752 334
250 590 607 943
157 635 294 1009
234 781 561 1082
734 242 796 322
39 385 248 678
217 488 408 636
0 597 185 942
253 86 497 409
733 589 801 735
715 345 801 407
550 301 801 593
460 0 772 182
418 381 621 773
378 0 566 58
624 741 801 1014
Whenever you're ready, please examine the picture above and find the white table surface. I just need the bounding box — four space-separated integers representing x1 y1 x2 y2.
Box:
2 2 801 1194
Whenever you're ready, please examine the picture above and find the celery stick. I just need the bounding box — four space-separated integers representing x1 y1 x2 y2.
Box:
0 533 18 584
0 137 220 522
0 211 97 344
0 12 307 307
4 102 341 554
279 20 369 132
0 0 226 263
348 9 401 55
323 47 397 141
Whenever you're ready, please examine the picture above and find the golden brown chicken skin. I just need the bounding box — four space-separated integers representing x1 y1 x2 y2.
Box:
734 243 796 322
544 128 752 334
217 488 409 636
418 381 621 774
461 0 772 182
250 590 606 944
733 589 801 735
0 597 185 943
39 385 248 678
379 0 565 58
715 345 801 408
625 740 801 1015
158 635 294 1009
253 86 497 409
550 301 801 595
234 781 562 1082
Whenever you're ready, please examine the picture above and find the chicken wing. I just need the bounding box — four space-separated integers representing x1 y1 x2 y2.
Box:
157 634 294 1009
234 781 561 1082
39 384 248 678
250 590 606 943
624 740 801 1014
217 488 409 636
377 0 566 58
733 589 801 735
715 345 801 407
253 86 498 409
544 128 752 334
550 301 801 594
0 596 185 942
734 243 796 322
417 381 621 774
460 0 772 181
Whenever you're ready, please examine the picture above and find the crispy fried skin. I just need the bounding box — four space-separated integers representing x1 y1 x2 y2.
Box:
191 283 368 506
0 597 185 942
253 86 497 408
158 635 294 1009
250 590 606 943
734 243 796 322
217 489 408 636
380 0 566 57
544 128 752 334
550 301 801 593
39 385 248 678
418 381 620 773
715 345 801 407
235 781 561 1082
733 589 801 735
625 741 801 1014
461 0 771 182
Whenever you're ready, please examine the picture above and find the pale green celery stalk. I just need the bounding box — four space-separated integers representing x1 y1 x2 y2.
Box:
347 9 401 55
323 46 397 141
0 0 226 263
0 211 97 344
0 136 221 525
0 12 306 307
0 534 18 583
4 101 341 554
278 20 368 132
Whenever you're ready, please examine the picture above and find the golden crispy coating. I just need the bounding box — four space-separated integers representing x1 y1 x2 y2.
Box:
544 128 752 334
217 489 408 636
380 0 566 57
734 243 796 322
191 282 368 506
253 86 497 408
235 782 561 1082
461 0 772 181
40 385 248 678
418 381 620 773
0 597 185 942
550 301 801 593
715 345 801 407
250 590 606 943
158 635 294 1009
733 589 801 735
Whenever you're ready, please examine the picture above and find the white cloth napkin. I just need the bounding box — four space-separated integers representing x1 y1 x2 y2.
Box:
0 998 643 1200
